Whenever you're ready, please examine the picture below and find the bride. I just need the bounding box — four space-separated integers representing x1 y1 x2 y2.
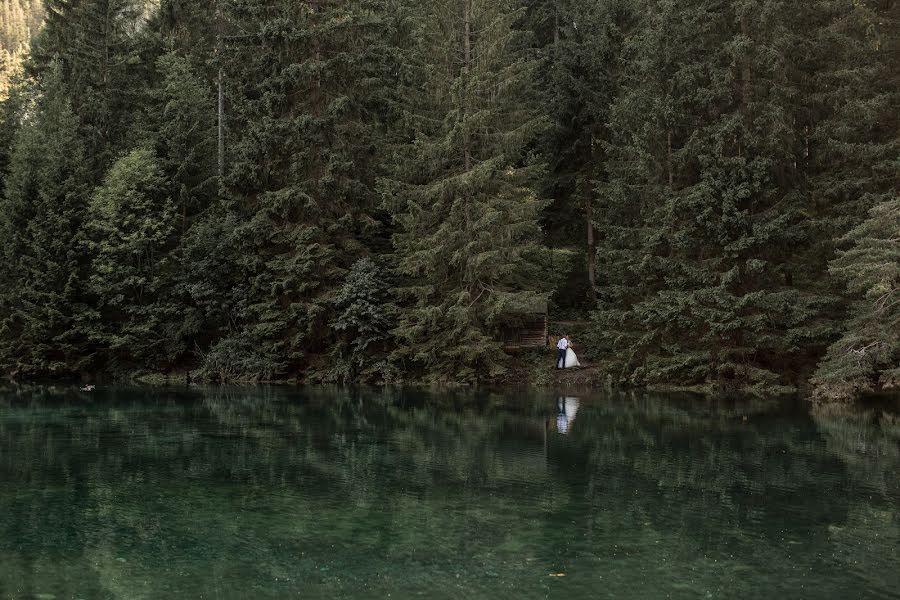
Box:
564 340 580 368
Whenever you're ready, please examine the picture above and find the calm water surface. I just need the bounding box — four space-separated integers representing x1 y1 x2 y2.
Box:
0 385 898 599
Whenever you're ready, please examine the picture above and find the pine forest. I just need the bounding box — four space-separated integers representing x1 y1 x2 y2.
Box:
0 0 897 400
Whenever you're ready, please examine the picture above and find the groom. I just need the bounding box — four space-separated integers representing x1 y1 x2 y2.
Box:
556 335 569 369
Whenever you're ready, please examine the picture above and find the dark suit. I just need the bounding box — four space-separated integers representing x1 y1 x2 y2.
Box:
556 340 568 369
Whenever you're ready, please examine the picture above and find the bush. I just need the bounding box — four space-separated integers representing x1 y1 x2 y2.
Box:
192 336 283 383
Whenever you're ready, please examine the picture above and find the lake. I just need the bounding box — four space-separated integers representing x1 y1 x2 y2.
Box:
0 385 897 599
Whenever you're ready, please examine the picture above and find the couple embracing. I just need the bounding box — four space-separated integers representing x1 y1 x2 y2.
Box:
555 335 580 369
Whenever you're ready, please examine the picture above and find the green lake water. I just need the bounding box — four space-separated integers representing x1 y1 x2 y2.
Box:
0 385 898 599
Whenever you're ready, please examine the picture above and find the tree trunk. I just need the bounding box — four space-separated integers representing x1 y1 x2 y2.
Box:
586 136 597 303
217 67 224 182
740 13 752 131
216 0 224 185
667 128 673 187
312 0 321 90
586 195 596 297
553 9 559 60
462 0 473 258
463 0 472 173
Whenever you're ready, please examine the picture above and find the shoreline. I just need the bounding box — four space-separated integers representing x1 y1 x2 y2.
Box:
6 369 895 405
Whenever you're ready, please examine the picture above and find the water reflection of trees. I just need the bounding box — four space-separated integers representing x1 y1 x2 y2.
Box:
0 386 897 598
810 403 900 595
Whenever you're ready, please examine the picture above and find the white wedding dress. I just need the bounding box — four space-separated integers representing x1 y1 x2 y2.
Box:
564 348 580 368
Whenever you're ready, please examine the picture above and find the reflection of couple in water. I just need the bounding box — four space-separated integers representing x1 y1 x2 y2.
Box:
556 396 579 434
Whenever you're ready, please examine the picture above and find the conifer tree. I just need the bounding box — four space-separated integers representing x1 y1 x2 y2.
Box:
0 0 44 98
813 197 900 399
0 0 43 49
802 0 899 257
149 51 224 363
530 0 636 307
83 147 179 372
595 0 831 389
594 0 710 383
329 257 396 382
205 0 393 379
385 0 557 381
801 0 899 393
152 52 217 236
802 0 899 401
31 0 156 172
0 64 90 376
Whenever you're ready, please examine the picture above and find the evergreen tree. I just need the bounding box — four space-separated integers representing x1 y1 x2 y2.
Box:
802 0 900 396
594 0 831 390
0 0 43 50
152 52 217 235
813 197 900 399
527 0 635 308
0 63 25 173
151 51 223 365
329 257 396 382
0 64 90 376
31 0 157 172
593 0 710 384
803 0 899 258
385 0 557 381
204 0 394 380
83 147 178 372
0 0 45 99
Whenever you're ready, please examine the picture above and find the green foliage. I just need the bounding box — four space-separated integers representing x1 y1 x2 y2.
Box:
590 0 888 392
803 0 900 253
0 64 90 376
31 0 157 172
813 198 900 400
220 0 393 375
192 335 283 384
328 258 396 383
530 0 635 308
0 0 43 98
152 52 217 224
0 0 894 395
83 147 178 372
174 212 243 360
385 0 561 382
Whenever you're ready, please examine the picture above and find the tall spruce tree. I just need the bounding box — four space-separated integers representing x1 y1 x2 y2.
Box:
806 0 900 399
385 0 557 381
0 64 90 376
82 147 179 372
152 51 223 366
31 0 157 173
595 0 832 390
0 0 44 98
204 0 393 380
803 0 899 259
527 0 635 308
812 197 900 399
153 52 217 228
594 0 709 383
803 0 900 397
